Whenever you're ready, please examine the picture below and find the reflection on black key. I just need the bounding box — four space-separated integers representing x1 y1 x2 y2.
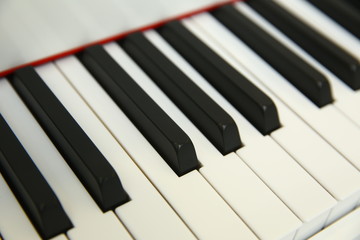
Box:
0 114 72 239
11 67 129 212
212 5 333 108
77 45 199 176
119 32 242 154
307 0 360 39
157 21 280 135
247 0 360 90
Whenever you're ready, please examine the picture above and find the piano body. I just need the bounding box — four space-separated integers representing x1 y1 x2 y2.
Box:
0 0 359 239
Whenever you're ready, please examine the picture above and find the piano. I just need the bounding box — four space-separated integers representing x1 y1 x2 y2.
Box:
0 0 359 239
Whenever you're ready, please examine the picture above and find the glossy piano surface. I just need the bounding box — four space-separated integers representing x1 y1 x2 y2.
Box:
0 0 235 75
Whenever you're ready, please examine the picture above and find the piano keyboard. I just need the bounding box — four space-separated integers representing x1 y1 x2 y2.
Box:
0 0 360 239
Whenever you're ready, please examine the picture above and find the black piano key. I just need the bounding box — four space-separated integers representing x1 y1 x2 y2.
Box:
77 45 199 176
119 32 242 154
247 0 360 90
0 114 72 239
307 0 360 39
345 0 360 11
157 21 281 135
11 67 129 212
212 5 333 108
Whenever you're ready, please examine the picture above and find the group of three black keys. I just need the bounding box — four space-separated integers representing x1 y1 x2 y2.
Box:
0 0 359 239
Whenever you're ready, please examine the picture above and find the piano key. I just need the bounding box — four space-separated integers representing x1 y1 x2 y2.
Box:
230 2 360 171
211 5 333 108
182 16 360 237
274 0 360 62
334 94 360 128
150 24 338 239
0 173 42 240
309 207 360 240
0 78 133 240
77 45 199 177
59 43 260 240
306 0 360 39
288 0 360 69
2 1 360 238
345 0 360 10
157 20 281 135
247 0 360 91
189 11 360 215
232 2 360 129
107 38 302 239
48 235 68 240
47 59 197 240
101 42 263 240
144 30 263 147
10 67 129 212
119 32 241 155
0 114 72 239
271 0 360 125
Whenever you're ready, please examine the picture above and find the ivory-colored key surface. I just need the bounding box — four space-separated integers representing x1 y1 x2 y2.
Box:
106 40 303 240
309 207 360 240
145 28 336 239
274 0 360 61
38 62 197 240
0 79 133 240
235 1 360 130
189 11 360 224
55 52 256 240
179 16 360 239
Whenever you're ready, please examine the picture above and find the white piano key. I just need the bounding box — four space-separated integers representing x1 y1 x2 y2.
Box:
105 40 303 239
50 235 68 240
145 30 263 147
309 207 360 240
234 2 360 129
272 122 360 225
190 12 360 224
145 31 305 239
48 234 69 240
54 53 254 240
145 28 336 239
233 2 351 101
238 137 334 238
190 10 360 220
178 17 355 239
200 155 300 240
0 173 41 240
0 79 132 240
335 94 360 128
274 0 360 61
190 7 360 172
105 42 224 166
52 58 197 240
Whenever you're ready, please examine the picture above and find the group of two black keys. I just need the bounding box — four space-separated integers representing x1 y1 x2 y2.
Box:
1 0 359 238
